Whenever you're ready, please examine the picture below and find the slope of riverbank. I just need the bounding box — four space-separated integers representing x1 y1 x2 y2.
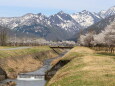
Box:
46 47 115 86
0 46 64 80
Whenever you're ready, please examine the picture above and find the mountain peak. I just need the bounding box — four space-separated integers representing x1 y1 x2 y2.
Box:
81 10 91 14
82 10 89 12
71 10 101 27
99 10 106 13
99 6 115 18
59 11 64 13
57 11 65 15
23 13 34 16
109 6 115 10
37 13 42 15
107 6 115 13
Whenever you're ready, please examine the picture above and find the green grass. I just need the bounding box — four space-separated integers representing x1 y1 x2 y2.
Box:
96 52 115 56
0 46 52 58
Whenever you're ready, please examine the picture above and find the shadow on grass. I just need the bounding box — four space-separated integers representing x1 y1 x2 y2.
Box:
96 52 115 56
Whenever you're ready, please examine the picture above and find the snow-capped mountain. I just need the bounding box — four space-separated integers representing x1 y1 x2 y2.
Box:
0 13 50 29
0 6 114 41
0 11 83 41
49 11 82 33
71 14 115 41
71 10 102 27
0 12 82 34
99 6 115 18
98 10 106 18
86 15 115 33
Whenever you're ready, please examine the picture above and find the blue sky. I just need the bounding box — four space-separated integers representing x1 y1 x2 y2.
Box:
0 0 115 17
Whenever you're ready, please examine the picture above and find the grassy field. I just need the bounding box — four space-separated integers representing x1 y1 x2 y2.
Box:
0 46 52 58
0 46 17 49
47 47 115 86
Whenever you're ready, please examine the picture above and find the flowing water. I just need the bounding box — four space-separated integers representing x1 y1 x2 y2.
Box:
0 53 66 86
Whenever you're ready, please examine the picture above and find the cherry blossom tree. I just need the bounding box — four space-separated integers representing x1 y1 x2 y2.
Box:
78 31 95 47
78 22 115 53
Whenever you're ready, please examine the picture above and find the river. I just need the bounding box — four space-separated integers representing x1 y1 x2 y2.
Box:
0 53 66 86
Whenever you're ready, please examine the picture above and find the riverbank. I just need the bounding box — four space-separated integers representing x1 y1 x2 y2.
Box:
0 81 16 86
0 46 64 80
46 47 115 86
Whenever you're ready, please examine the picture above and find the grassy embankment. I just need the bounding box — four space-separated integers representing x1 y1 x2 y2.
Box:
47 47 115 86
0 46 55 58
0 46 63 79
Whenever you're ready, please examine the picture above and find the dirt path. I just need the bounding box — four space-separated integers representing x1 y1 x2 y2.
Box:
0 47 31 50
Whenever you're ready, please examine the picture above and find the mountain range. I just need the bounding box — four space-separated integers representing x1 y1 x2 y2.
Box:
0 6 115 41
71 14 115 41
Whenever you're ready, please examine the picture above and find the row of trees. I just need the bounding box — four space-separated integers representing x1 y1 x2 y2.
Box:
78 22 115 53
0 28 76 46
7 37 76 46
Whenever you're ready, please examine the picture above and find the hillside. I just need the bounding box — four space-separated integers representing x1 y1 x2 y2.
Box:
46 47 115 86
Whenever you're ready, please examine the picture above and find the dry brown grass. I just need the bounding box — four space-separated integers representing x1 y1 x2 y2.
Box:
47 47 115 86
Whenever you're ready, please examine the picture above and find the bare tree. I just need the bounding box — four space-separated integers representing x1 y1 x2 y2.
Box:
0 28 7 46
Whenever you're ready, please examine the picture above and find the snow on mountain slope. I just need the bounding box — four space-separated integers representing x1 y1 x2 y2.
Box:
49 11 82 33
99 6 115 18
0 6 114 32
0 6 114 41
0 12 82 33
71 10 102 27
71 14 115 41
85 15 115 34
0 13 50 29
98 10 106 18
